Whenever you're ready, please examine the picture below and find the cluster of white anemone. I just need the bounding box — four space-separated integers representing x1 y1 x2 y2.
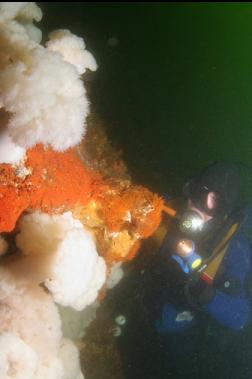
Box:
0 3 108 379
0 2 97 164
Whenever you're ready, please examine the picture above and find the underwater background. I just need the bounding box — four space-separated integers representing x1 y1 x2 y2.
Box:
40 2 252 198
39 3 252 379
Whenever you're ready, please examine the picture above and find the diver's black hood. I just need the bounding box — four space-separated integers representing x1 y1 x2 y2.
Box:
183 161 242 217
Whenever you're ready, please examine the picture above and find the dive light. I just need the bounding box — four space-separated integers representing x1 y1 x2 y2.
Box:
162 204 204 235
162 203 204 271
178 210 204 234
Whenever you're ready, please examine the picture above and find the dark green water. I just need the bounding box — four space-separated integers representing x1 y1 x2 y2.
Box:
39 4 252 378
40 2 252 196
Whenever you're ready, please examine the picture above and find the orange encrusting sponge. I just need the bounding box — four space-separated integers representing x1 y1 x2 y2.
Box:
0 143 166 265
0 144 101 232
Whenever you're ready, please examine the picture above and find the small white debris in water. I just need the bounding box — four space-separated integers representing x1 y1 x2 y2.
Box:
224 281 230 288
115 314 126 326
175 311 194 322
112 325 122 337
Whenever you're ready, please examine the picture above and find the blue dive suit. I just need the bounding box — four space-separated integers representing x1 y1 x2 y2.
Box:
155 211 252 334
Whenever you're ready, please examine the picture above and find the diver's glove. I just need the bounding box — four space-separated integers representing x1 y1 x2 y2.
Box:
171 239 202 274
184 276 216 310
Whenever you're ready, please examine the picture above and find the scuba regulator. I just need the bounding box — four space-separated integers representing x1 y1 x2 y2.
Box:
162 205 206 272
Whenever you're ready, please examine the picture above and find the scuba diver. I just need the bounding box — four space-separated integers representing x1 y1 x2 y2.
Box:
149 161 252 377
117 161 252 379
155 161 251 330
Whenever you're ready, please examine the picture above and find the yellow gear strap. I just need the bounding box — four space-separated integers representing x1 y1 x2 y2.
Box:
201 223 239 283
